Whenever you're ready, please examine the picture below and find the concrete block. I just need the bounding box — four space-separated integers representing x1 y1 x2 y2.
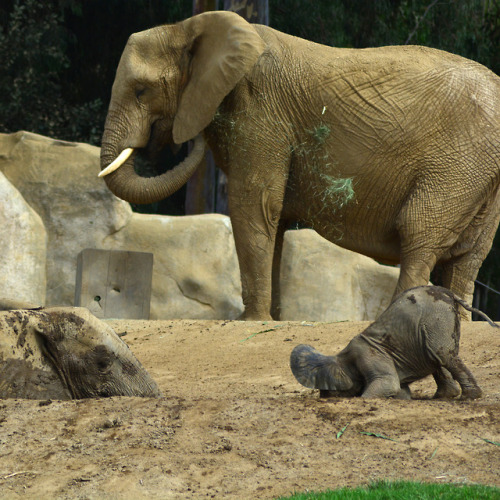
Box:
75 249 153 319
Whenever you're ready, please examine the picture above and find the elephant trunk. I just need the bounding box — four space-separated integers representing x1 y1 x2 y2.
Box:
99 134 206 205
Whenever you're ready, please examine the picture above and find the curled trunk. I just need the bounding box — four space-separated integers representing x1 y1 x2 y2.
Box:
100 134 206 205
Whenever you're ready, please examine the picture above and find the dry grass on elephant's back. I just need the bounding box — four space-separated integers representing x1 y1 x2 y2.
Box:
0 319 498 499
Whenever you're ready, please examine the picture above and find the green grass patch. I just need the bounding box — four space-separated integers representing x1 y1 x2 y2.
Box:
277 480 500 499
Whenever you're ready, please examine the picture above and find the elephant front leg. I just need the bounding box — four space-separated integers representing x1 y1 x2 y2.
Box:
361 376 403 398
354 349 402 398
229 181 287 320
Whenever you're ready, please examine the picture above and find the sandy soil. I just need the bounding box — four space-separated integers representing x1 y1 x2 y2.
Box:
0 319 499 499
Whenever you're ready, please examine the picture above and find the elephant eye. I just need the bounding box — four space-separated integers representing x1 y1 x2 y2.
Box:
93 345 112 372
135 87 146 101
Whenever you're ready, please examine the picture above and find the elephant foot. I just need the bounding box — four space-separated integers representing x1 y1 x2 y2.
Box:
238 311 273 321
459 386 483 400
319 390 337 398
432 385 461 399
432 368 461 399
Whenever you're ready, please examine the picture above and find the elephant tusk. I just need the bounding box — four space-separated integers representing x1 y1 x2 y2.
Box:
98 148 134 178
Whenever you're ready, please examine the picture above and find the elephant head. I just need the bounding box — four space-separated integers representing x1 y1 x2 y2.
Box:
99 11 266 204
32 308 161 399
290 344 362 397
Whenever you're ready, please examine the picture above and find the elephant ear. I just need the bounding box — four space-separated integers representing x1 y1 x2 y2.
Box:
290 344 353 391
173 11 266 144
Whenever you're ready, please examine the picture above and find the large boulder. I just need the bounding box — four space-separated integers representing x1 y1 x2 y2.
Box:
103 213 244 319
0 131 132 306
280 229 399 321
0 131 243 319
0 171 46 304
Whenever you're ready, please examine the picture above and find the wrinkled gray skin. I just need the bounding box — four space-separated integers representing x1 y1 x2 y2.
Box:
0 306 161 399
291 286 498 400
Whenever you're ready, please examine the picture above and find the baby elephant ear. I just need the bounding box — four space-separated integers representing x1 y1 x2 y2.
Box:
173 11 266 144
290 344 353 391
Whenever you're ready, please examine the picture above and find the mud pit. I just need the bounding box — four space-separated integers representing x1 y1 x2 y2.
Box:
0 319 499 499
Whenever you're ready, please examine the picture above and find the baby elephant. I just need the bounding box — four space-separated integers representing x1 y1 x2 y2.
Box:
0 306 161 399
291 286 497 400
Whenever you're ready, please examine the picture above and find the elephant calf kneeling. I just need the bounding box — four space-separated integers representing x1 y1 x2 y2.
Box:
291 286 497 400
0 306 161 399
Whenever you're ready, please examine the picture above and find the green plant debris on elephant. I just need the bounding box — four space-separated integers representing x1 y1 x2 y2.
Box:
308 124 331 144
320 174 354 208
213 108 237 132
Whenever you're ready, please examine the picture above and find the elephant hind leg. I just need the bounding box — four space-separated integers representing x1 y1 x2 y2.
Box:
440 191 500 318
394 181 497 301
394 198 445 299
446 356 482 400
393 254 436 299
432 367 460 399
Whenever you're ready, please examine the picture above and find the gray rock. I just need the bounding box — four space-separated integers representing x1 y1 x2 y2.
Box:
104 213 244 319
0 131 132 306
280 229 399 321
0 171 46 304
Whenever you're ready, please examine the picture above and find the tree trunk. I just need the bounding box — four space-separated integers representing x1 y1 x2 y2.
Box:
186 0 219 215
185 0 269 215
223 0 269 24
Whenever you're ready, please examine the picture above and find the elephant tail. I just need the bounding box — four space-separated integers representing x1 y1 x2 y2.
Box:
290 344 353 391
452 296 499 328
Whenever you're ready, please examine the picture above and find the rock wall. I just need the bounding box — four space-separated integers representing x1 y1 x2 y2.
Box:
0 171 47 304
0 131 131 307
280 229 399 321
0 131 399 321
103 213 243 320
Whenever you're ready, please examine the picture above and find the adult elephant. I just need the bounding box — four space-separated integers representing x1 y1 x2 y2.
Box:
100 11 500 320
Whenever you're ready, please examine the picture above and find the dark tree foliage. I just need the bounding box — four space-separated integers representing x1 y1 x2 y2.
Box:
270 0 499 73
0 0 191 144
0 0 73 140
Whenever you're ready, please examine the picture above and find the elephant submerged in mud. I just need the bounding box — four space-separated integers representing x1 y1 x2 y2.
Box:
100 11 500 320
291 286 498 400
0 304 161 399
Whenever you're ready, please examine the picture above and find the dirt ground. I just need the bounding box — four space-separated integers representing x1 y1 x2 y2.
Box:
0 318 499 499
